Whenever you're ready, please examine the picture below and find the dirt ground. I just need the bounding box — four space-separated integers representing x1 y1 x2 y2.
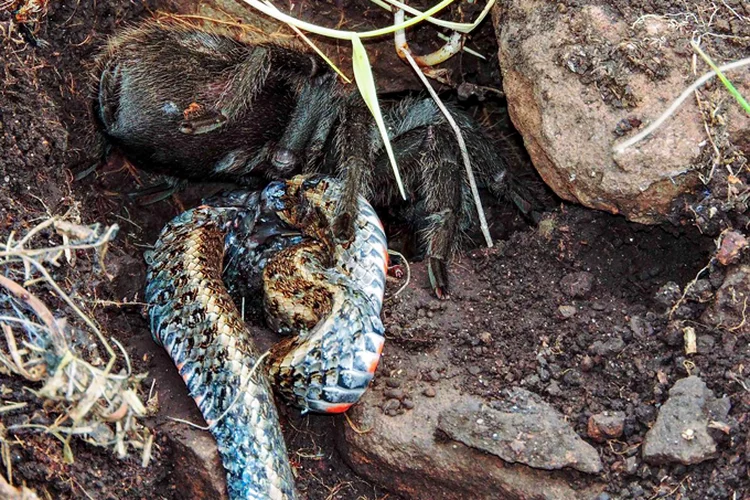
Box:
1 0 749 499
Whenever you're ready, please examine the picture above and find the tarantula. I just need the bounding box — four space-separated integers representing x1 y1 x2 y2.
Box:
93 20 535 296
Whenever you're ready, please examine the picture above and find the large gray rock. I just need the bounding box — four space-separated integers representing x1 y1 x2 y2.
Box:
493 1 750 223
338 383 604 499
643 376 731 465
164 421 228 500
438 389 603 474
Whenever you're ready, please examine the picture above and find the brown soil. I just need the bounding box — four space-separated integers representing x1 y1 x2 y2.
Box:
1 1 748 499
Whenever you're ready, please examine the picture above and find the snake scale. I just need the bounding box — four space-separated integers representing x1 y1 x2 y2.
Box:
145 175 388 499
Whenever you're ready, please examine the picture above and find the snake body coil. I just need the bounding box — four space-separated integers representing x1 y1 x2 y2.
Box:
145 176 387 499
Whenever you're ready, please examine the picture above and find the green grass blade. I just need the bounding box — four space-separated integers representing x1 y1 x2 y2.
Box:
351 36 406 200
242 0 455 40
369 0 495 33
691 41 750 115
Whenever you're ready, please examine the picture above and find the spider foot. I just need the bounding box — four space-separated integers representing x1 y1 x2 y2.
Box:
427 257 450 300
332 212 354 242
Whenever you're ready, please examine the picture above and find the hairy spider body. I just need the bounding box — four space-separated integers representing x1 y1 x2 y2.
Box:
93 21 535 295
94 21 338 184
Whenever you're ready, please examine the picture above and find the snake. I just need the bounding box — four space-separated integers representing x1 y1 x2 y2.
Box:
144 175 388 499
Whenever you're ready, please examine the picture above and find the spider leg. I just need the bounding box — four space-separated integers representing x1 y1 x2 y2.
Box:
332 98 373 242
272 74 339 175
417 125 466 299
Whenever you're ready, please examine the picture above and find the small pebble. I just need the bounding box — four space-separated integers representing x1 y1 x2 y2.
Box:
546 380 562 396
426 370 440 382
557 305 577 319
629 483 644 497
587 412 626 442
624 456 638 475
580 355 595 372
523 374 540 388
402 399 415 410
423 387 436 397
384 388 405 400
629 316 645 336
385 378 401 388
382 399 400 413
467 365 481 376
589 337 625 357
563 369 583 386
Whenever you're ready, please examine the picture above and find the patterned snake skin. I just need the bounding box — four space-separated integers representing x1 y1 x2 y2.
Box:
145 175 387 499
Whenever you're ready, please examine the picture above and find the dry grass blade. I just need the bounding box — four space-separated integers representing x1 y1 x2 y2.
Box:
613 56 750 153
394 9 493 248
0 217 152 471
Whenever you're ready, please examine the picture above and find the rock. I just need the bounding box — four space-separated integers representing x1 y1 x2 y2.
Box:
383 399 401 413
546 380 562 397
642 376 731 465
634 404 657 426
696 334 715 353
439 389 603 474
628 316 652 337
685 279 713 302
654 282 682 308
701 265 750 331
562 370 583 387
716 231 748 266
629 483 645 497
589 336 625 357
587 412 626 442
423 387 437 398
385 378 402 388
384 388 406 400
338 386 605 499
624 456 638 475
559 272 595 298
163 421 228 500
494 2 750 223
580 355 595 372
557 305 577 319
